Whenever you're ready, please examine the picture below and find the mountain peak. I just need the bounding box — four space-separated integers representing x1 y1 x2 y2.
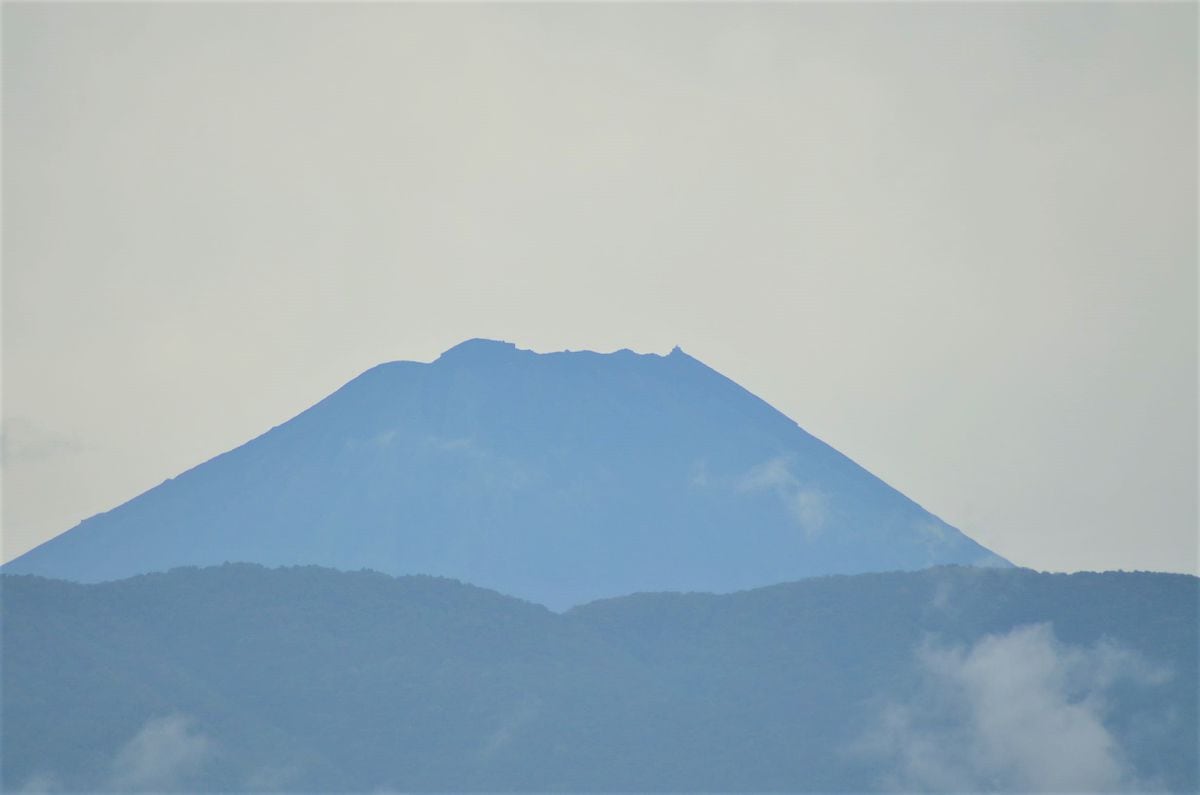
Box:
3 338 1010 608
436 339 689 362
435 338 523 362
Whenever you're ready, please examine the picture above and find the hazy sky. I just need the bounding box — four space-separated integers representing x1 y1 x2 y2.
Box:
3 2 1196 574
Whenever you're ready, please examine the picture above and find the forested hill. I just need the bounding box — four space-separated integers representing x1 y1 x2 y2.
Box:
3 564 1195 792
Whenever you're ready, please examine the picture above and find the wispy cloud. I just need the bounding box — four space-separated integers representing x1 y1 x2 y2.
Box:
479 698 542 760
860 623 1170 792
19 714 217 793
106 714 215 793
737 455 828 538
0 417 84 468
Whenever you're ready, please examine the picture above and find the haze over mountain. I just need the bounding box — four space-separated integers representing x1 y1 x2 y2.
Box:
3 339 1009 608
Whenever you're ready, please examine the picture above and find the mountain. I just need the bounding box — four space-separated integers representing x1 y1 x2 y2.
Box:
3 339 1009 608
3 564 1195 792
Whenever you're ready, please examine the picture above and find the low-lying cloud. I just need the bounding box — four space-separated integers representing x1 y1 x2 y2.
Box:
107 714 214 793
20 714 216 793
861 623 1170 792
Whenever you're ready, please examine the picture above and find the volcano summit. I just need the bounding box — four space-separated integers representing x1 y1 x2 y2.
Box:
4 339 1009 607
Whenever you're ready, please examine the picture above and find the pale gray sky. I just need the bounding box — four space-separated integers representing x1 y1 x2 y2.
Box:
2 2 1196 574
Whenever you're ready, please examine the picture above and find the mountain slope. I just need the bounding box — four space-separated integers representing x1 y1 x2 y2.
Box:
3 565 1194 792
4 339 1008 608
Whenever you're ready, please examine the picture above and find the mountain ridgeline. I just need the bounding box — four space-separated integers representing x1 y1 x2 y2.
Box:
3 339 1008 608
3 565 1195 793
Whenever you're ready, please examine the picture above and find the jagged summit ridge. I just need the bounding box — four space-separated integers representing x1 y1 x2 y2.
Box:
4 338 1010 608
434 338 689 362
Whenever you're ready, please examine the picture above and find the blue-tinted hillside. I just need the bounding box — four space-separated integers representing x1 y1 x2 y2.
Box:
2 566 1193 792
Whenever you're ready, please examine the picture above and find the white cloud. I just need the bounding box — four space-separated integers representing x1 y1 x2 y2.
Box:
106 714 214 793
862 623 1169 792
737 455 828 538
738 456 795 493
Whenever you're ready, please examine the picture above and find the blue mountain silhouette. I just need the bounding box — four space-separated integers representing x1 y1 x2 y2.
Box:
4 339 1009 607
